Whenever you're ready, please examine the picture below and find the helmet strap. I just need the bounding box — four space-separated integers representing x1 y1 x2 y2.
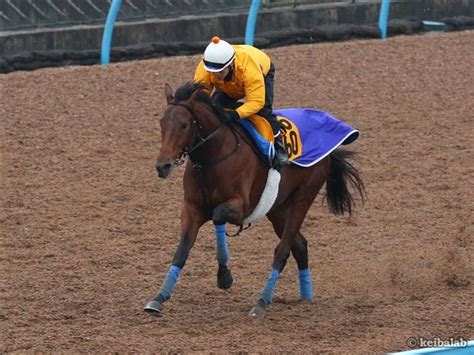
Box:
223 63 234 82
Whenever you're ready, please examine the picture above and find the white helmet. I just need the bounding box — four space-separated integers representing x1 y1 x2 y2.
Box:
203 36 235 72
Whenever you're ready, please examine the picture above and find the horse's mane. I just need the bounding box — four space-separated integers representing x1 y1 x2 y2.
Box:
174 81 233 123
174 82 214 110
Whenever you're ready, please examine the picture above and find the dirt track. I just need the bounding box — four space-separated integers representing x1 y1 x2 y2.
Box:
1 31 473 353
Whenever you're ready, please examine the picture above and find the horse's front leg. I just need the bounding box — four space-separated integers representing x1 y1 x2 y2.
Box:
144 203 206 314
213 196 244 290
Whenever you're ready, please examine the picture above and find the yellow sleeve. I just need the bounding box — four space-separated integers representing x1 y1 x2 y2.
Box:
194 60 213 95
235 60 265 118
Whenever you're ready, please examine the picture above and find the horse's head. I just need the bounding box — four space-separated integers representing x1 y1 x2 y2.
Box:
155 83 203 178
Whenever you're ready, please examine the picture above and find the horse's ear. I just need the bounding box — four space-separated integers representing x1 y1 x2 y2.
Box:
188 87 202 105
164 83 174 104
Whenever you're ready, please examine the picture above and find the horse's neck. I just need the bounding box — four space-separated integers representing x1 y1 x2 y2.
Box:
195 104 223 138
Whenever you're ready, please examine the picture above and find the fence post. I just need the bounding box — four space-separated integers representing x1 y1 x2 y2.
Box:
245 0 261 45
101 0 122 64
378 0 391 40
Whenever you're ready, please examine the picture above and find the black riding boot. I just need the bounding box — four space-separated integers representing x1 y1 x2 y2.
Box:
272 134 289 170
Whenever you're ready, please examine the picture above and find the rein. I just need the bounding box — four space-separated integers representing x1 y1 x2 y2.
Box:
169 102 241 169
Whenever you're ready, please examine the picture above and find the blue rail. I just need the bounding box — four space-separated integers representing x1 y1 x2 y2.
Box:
245 0 261 45
378 0 391 40
102 0 259 62
101 0 122 64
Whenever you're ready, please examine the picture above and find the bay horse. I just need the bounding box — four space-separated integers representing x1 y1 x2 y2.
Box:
145 82 365 316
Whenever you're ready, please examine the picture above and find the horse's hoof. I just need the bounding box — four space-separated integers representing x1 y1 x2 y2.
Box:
217 268 233 290
144 300 163 315
248 305 266 317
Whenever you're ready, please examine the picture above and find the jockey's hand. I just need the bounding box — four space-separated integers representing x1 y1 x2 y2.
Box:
225 110 240 121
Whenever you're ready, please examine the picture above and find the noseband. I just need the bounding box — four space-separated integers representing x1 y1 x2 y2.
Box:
168 101 240 169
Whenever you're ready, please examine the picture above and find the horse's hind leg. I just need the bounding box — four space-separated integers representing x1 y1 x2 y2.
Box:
292 232 314 302
250 182 323 316
267 213 314 302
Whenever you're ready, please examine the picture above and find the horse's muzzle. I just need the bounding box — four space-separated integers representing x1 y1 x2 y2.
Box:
155 163 173 178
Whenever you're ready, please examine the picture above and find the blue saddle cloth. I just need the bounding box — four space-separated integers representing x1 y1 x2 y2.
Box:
238 108 359 167
274 108 359 166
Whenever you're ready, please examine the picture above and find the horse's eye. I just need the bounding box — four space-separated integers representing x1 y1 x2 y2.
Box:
181 123 188 129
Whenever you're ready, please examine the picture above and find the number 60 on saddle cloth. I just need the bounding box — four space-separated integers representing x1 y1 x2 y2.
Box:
238 108 360 167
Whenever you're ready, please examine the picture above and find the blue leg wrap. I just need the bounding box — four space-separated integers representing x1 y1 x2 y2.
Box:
215 224 229 265
260 269 280 305
158 265 181 301
298 268 314 301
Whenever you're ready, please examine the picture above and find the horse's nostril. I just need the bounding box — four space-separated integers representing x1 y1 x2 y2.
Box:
156 163 173 178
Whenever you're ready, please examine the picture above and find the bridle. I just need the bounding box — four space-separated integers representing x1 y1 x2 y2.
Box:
168 101 241 169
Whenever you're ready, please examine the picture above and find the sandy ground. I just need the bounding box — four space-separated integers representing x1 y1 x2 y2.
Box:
1 31 473 353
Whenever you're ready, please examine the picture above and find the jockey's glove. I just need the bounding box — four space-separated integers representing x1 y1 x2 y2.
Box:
225 110 240 122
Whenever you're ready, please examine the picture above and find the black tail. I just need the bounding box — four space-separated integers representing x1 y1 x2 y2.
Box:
326 149 366 215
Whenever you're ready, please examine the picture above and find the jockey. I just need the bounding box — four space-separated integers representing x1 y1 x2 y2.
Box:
194 36 289 170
